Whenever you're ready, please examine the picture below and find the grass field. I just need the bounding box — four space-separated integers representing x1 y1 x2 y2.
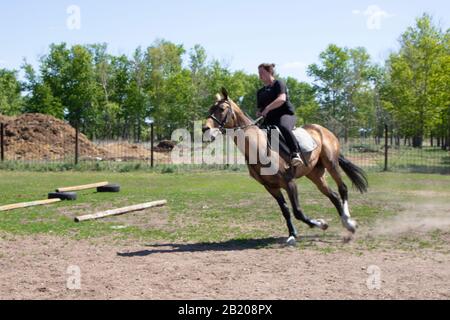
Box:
0 169 449 252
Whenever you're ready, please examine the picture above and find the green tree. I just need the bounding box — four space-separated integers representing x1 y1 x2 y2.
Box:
308 44 377 140
286 77 320 125
22 62 64 118
383 14 447 147
307 44 350 134
146 39 186 138
0 69 23 115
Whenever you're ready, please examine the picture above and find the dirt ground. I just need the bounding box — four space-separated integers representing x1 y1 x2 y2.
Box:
0 228 448 300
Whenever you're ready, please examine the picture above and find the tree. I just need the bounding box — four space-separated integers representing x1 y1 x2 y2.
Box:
0 69 23 115
307 44 376 140
22 62 64 118
383 14 447 147
146 39 186 138
307 45 349 135
286 78 320 125
126 47 151 141
37 43 97 135
65 45 98 135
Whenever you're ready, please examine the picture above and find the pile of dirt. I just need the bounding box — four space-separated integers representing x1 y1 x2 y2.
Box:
0 113 173 163
0 113 108 161
0 114 15 124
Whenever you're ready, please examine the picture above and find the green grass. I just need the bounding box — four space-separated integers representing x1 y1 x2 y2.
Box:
0 170 449 251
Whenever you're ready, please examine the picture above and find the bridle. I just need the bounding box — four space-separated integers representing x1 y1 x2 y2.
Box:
207 100 263 133
207 100 236 133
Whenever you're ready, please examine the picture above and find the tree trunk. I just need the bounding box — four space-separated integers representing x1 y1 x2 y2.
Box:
412 136 422 148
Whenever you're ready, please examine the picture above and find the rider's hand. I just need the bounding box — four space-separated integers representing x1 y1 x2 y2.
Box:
261 108 270 118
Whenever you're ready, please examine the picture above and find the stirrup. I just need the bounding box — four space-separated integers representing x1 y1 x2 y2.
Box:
291 153 304 167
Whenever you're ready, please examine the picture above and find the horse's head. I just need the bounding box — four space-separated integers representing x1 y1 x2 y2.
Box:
202 87 238 141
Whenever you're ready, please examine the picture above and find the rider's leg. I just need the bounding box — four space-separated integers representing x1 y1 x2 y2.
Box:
277 115 303 166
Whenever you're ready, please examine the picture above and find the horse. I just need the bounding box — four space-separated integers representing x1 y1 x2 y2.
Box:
202 88 368 244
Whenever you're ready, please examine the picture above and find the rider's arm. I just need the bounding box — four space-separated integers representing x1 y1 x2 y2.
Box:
262 80 288 116
263 93 286 114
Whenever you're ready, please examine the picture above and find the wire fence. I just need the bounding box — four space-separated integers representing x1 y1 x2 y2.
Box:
1 120 449 174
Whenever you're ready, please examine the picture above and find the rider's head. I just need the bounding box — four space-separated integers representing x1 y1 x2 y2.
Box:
258 63 276 85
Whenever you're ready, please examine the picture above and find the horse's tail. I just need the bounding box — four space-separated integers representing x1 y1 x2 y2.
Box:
338 155 368 194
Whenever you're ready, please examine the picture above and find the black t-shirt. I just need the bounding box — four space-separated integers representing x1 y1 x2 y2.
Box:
257 79 295 119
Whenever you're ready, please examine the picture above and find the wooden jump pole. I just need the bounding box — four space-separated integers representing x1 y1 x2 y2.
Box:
74 200 167 223
56 182 109 193
0 199 61 212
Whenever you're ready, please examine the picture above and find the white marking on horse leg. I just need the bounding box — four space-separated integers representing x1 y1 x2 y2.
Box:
342 201 357 232
343 201 351 219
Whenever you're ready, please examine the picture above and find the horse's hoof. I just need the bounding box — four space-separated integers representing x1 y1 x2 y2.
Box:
286 236 297 246
317 219 329 231
343 219 357 234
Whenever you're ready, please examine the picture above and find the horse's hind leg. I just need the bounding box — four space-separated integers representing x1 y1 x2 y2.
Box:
285 180 328 231
320 160 357 233
265 186 298 242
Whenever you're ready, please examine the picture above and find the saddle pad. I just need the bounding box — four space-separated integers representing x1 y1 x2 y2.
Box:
293 127 318 153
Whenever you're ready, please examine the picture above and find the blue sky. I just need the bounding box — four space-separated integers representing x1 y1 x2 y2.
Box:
0 0 448 82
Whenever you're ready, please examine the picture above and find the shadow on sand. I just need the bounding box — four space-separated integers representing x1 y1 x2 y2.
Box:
117 234 344 257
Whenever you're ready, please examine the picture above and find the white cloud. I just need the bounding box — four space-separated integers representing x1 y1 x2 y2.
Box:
352 5 394 30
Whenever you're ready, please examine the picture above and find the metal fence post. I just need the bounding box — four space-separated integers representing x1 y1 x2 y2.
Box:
151 123 154 168
384 124 389 172
1 123 4 162
75 123 79 165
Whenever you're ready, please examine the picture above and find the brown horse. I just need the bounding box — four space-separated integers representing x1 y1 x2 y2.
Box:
202 88 368 244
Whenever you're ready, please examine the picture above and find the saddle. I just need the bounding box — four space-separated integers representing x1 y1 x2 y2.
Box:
262 125 318 164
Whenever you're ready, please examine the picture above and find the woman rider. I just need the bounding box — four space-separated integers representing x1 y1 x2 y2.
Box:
256 63 303 166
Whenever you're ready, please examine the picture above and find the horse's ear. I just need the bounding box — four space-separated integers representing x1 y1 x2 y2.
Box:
221 87 229 100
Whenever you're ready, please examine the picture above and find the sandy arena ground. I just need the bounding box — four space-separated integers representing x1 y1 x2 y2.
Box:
0 230 448 300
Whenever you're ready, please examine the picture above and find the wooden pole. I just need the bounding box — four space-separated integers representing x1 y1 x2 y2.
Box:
74 200 167 222
75 122 79 165
56 181 109 193
0 199 61 212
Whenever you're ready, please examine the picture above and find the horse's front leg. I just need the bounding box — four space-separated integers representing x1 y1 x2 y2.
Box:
286 180 328 231
265 186 298 244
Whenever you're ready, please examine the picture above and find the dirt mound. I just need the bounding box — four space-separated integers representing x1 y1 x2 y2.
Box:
0 113 172 163
0 114 15 124
0 113 108 161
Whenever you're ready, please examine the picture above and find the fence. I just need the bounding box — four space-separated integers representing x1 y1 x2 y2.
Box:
1 119 449 173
